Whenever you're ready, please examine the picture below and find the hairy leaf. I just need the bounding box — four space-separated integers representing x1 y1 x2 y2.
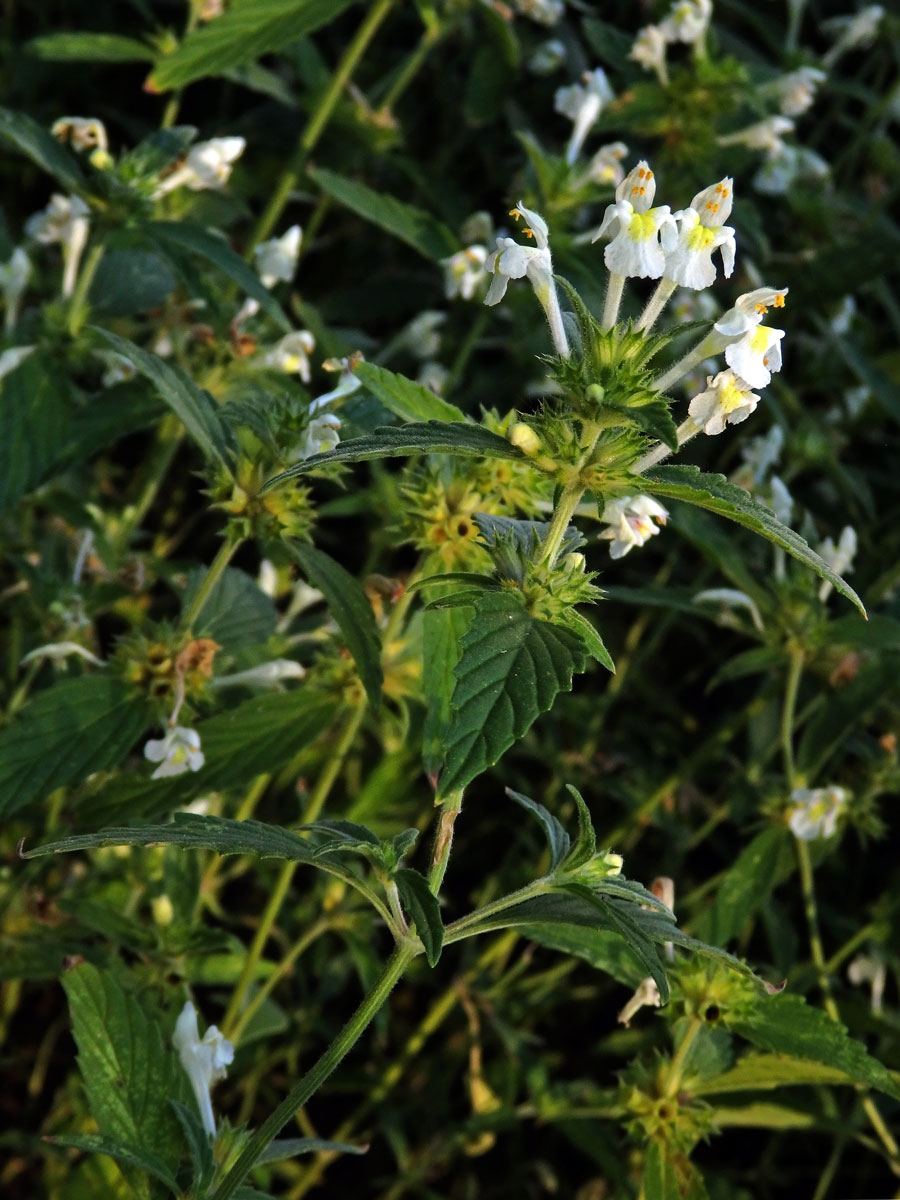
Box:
181 565 277 649
355 362 465 424
438 593 588 797
506 788 571 870
48 1134 180 1194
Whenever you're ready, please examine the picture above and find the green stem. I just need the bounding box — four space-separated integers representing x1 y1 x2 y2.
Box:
442 879 551 946
537 482 584 568
665 1017 702 1097
247 0 395 253
66 242 105 336
427 790 463 895
601 272 625 332
795 838 839 1022
181 536 242 630
781 646 804 787
374 23 442 116
209 943 416 1200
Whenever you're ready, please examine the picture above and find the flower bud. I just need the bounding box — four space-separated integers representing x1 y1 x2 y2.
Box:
152 894 175 927
509 422 542 457
561 552 586 573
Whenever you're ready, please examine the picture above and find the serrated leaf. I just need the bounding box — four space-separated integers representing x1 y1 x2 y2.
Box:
28 32 156 62
150 0 354 90
0 106 85 192
395 868 444 966
422 605 471 776
93 329 235 471
80 691 337 819
606 396 679 452
560 882 669 999
437 593 588 797
141 221 290 332
355 362 465 424
265 421 524 488
61 964 186 1179
642 465 865 616
556 610 615 672
309 167 457 262
506 788 571 870
182 565 277 649
288 543 382 706
423 589 488 610
561 785 596 869
256 1138 367 1165
692 1052 874 1096
727 992 900 1102
170 1099 215 1191
474 513 586 556
49 1134 180 1194
0 678 149 818
517 921 645 988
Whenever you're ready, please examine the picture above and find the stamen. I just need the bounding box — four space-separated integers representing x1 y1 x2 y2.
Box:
523 228 535 239
774 293 785 306
509 208 522 221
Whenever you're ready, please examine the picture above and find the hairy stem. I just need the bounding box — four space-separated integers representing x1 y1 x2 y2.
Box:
601 271 625 332
537 482 585 568
428 790 463 895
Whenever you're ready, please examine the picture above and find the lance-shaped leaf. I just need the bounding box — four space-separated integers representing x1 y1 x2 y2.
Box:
641 464 865 616
288 542 382 706
395 868 444 966
0 106 85 192
264 421 525 490
437 593 588 798
149 0 355 91
27 32 156 63
309 167 458 262
355 362 465 424
506 788 571 871
93 329 235 471
48 1135 180 1195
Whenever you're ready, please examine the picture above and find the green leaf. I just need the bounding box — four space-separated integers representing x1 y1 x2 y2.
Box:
309 167 457 262
0 352 69 514
0 106 85 192
556 610 615 672
515 921 645 988
642 465 866 616
182 565 277 649
256 1137 368 1164
727 993 900 1101
141 221 290 332
691 828 791 947
61 963 186 1178
27 32 156 62
506 788 571 870
355 362 465 424
644 1140 680 1200
288 542 382 706
150 0 355 91
395 868 444 966
81 691 338 819
422 605 471 777
692 1052 876 1096
437 593 588 797
90 246 177 318
560 785 596 870
93 329 235 471
170 1099 215 1191
606 396 678 453
265 421 524 489
49 1134 180 1194
0 678 149 818
797 659 897 776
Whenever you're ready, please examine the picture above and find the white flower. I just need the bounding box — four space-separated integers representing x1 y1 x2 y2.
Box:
20 641 106 667
485 202 554 307
719 116 795 156
659 0 713 44
51 116 108 153
769 67 827 117
664 178 736 291
403 310 446 359
154 137 245 196
593 162 678 280
555 68 615 165
528 38 566 76
212 659 306 689
768 475 793 525
300 413 341 459
689 369 759 435
309 353 363 412
257 559 278 598
25 194 90 298
0 247 31 330
617 977 662 1027
630 25 668 84
788 785 848 840
847 953 886 1014
254 225 302 288
823 6 883 68
576 141 629 188
830 296 856 335
694 588 764 632
442 245 489 301
0 345 36 379
753 144 828 195
818 526 857 601
714 287 787 389
513 0 563 25
599 494 669 559
94 350 136 388
740 425 784 483
144 726 205 780
261 330 315 381
173 1001 234 1138
417 361 449 394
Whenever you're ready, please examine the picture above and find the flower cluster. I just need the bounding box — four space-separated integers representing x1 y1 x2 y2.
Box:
629 0 713 85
